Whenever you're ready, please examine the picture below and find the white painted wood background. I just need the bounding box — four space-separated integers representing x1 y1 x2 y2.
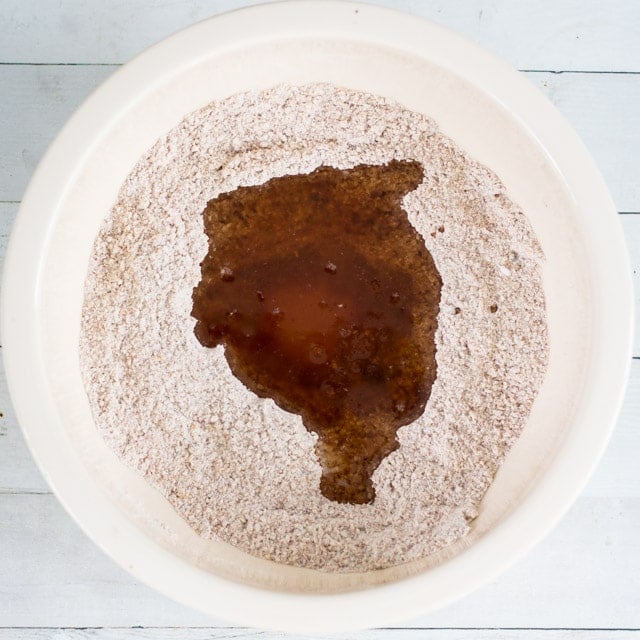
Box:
1 1 639 638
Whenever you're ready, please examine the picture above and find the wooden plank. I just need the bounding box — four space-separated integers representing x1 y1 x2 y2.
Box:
1 208 638 494
0 493 212 628
0 630 638 640
0 357 49 495
0 494 638 628
622 216 640 358
0 65 117 203
0 202 16 238
1 66 639 211
526 72 640 215
0 203 42 493
0 0 639 71
0 354 636 491
581 353 640 498
0 203 49 494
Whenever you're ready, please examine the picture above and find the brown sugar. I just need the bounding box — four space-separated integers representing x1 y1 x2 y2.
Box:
191 160 442 504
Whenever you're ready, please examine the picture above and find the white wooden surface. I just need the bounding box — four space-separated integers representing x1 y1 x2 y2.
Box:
0 633 639 640
1 1 639 638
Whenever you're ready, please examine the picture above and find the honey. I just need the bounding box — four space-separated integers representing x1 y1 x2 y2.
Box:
192 161 441 503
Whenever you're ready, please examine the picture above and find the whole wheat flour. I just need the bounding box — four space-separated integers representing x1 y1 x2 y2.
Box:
80 84 548 572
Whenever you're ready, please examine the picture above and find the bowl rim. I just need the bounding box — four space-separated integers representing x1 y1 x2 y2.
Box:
1 0 633 632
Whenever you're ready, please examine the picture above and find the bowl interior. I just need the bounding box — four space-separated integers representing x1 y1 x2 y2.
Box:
4 2 630 631
38 36 590 591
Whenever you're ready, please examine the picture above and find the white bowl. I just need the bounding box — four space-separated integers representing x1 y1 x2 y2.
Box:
1 1 633 632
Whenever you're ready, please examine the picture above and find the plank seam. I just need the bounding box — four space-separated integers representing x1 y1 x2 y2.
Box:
0 490 51 496
524 70 640 75
0 62 119 67
0 62 639 74
0 626 638 631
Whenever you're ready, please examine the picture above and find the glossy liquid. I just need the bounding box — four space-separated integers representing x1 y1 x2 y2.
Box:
192 161 441 504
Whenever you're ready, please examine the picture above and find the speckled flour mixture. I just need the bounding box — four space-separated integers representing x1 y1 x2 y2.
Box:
80 84 548 572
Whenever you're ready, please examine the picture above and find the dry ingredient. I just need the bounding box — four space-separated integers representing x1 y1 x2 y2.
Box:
80 84 548 572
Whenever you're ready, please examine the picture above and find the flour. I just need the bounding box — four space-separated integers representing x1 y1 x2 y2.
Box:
80 84 548 572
